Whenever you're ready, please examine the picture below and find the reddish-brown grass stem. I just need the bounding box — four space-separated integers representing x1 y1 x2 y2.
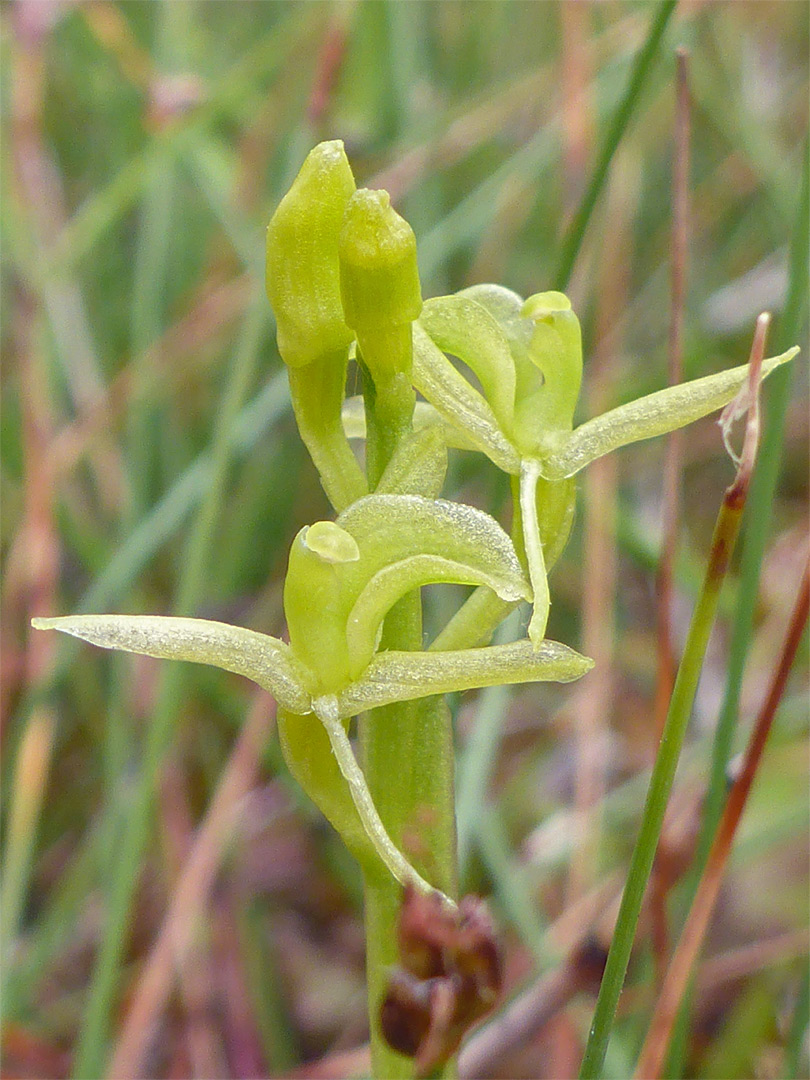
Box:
635 553 810 1078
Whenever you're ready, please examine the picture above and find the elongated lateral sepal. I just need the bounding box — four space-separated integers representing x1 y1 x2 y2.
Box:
32 615 312 714
330 639 594 718
538 348 799 480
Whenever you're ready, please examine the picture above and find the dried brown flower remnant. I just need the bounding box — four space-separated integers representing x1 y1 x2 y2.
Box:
381 886 502 1074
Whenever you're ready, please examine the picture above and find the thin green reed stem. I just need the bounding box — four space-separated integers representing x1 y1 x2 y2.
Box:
127 0 191 521
664 135 809 1080
695 140 809 874
579 482 749 1079
72 296 267 1080
554 0 677 291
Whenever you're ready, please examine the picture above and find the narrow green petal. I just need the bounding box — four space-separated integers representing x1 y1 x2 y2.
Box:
346 553 530 678
330 639 593 717
419 295 516 433
413 322 520 474
538 348 799 480
312 699 452 902
519 460 550 646
32 615 312 714
337 494 526 599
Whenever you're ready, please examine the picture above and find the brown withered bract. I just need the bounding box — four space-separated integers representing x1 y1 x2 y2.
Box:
381 886 502 1074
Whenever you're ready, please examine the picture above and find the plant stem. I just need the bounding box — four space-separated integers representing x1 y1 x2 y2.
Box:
360 365 458 1079
695 136 809 874
579 492 746 1078
635 557 810 1078
578 314 770 1078
554 0 677 291
665 138 809 1079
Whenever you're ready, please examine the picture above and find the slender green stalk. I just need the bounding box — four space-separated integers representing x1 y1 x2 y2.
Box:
695 139 809 873
578 453 752 1078
360 367 458 1079
555 0 677 291
455 610 522 875
71 297 267 1080
665 139 809 1080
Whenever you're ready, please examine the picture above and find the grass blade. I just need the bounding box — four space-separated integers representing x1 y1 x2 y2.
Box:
555 0 677 290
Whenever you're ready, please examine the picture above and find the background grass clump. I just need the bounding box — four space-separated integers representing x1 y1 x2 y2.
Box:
1 2 807 1078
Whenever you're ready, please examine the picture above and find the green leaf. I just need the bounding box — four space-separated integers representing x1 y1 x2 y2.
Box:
32 615 312 714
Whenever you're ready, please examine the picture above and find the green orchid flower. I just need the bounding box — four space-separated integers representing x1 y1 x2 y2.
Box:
34 492 592 903
402 283 797 645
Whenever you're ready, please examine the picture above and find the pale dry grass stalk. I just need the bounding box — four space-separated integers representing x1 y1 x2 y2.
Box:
106 690 276 1079
567 158 636 902
635 553 810 1078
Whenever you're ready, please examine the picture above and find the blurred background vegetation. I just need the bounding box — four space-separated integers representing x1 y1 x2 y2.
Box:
1 2 807 1078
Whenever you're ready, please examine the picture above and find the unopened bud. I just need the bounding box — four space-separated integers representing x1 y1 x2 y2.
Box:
266 140 356 368
339 188 422 371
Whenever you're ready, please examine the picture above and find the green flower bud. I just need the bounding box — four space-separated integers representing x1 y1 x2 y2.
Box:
339 189 422 337
339 188 423 482
266 140 356 369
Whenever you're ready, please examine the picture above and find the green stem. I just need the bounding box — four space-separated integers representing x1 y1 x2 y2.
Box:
360 360 458 1079
554 0 677 291
695 137 809 874
664 139 809 1080
287 351 368 512
579 488 747 1079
